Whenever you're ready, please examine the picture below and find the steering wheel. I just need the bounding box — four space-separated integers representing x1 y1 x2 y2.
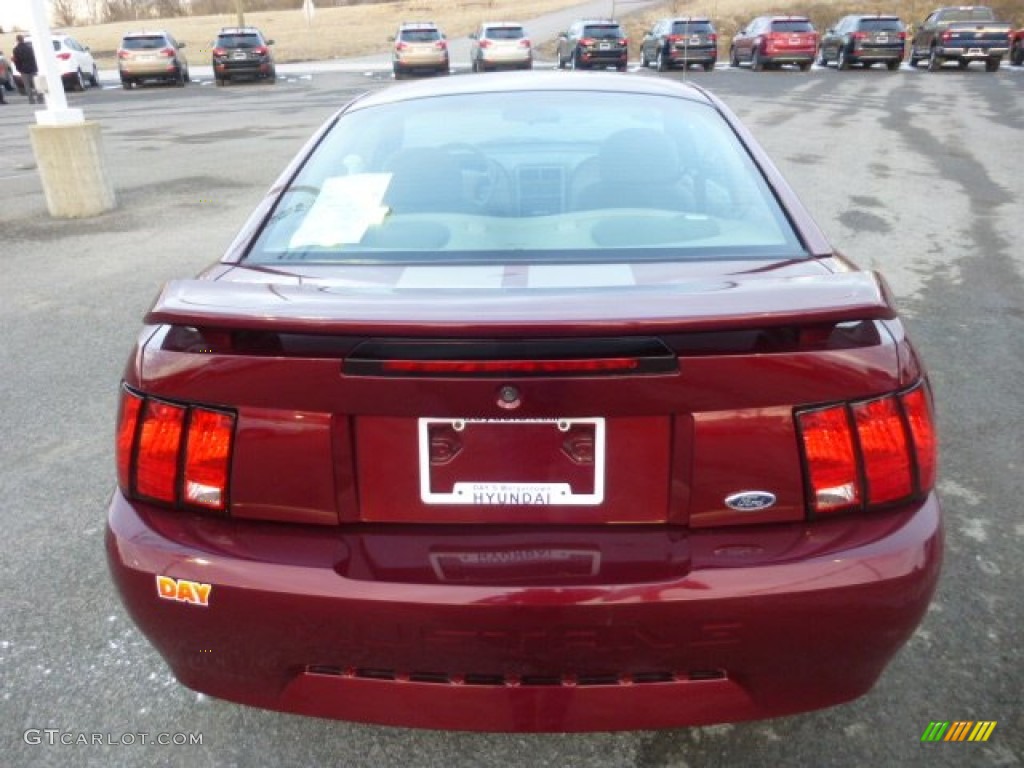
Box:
442 143 510 212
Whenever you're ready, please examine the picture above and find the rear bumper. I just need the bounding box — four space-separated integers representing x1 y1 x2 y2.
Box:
764 52 816 64
106 491 942 731
935 46 1008 58
214 60 273 77
669 48 717 64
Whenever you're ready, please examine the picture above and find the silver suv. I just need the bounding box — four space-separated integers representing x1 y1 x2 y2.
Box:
392 22 449 78
118 31 189 88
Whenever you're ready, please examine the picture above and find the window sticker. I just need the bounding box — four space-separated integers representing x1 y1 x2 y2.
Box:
289 174 391 248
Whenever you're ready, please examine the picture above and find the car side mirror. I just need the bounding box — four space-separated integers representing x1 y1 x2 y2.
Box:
180 42 187 48
826 28 834 34
267 39 275 45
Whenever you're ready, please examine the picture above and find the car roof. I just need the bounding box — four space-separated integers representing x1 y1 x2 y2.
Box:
850 14 901 20
348 71 714 112
480 22 525 29
218 27 262 34
398 22 440 29
666 17 713 22
122 31 172 38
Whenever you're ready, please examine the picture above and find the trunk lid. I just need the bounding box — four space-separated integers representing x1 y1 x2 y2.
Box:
136 261 906 528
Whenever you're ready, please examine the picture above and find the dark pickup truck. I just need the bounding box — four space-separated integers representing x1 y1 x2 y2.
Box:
909 6 1011 71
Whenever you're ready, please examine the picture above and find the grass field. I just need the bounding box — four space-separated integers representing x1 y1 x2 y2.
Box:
1 0 1020 69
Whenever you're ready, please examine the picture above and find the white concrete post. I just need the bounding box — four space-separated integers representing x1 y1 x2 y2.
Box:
20 0 117 217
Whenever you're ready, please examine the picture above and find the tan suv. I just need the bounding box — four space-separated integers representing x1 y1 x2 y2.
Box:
118 31 189 88
392 22 449 78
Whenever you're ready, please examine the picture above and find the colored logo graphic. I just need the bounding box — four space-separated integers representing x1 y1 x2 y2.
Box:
921 721 997 742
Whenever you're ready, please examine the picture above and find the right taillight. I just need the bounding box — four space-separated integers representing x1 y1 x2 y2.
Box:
116 385 235 513
796 382 936 517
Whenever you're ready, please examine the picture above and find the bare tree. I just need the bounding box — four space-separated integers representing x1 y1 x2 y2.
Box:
52 0 78 26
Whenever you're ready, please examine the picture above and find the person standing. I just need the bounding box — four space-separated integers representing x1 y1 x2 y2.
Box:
12 35 41 105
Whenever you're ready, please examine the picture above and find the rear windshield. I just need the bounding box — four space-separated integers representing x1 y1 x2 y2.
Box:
583 25 624 39
671 22 713 34
122 36 170 50
400 29 441 42
247 90 804 266
941 8 995 21
860 18 903 31
217 34 262 48
770 20 813 32
484 27 525 40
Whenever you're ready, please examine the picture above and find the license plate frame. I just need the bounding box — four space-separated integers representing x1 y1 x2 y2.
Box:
418 417 605 506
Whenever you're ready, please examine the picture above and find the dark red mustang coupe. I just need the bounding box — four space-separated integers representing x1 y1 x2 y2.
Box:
107 72 942 732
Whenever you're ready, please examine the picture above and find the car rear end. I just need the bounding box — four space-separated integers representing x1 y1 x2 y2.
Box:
764 19 818 67
213 31 273 82
577 23 629 70
118 34 179 85
934 21 1011 68
107 76 941 732
394 25 449 76
850 17 906 65
478 24 532 70
665 20 717 68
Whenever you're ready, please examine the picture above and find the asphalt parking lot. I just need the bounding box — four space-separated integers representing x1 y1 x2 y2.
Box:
1 59 1022 767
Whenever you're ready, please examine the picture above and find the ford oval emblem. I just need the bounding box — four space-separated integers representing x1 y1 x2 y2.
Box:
725 491 777 512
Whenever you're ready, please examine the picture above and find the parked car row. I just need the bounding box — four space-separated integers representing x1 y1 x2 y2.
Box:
633 8 1019 75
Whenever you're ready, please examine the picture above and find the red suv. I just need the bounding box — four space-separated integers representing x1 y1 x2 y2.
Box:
730 16 818 71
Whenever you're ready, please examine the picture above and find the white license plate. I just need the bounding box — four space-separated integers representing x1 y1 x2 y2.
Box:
599 43 611 50
967 48 984 56
233 51 247 59
418 417 605 506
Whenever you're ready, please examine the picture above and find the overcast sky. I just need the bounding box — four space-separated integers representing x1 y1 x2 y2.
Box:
2 1 52 33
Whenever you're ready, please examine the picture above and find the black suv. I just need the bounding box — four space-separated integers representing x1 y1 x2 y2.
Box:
640 17 717 71
819 15 906 70
557 19 628 71
212 27 276 85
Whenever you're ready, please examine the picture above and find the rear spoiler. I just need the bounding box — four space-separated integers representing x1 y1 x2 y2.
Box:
146 271 897 336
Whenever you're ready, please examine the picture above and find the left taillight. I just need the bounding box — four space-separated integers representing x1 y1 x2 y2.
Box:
116 385 235 514
796 381 937 517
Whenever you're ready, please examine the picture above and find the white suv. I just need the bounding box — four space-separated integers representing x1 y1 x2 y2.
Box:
23 34 98 92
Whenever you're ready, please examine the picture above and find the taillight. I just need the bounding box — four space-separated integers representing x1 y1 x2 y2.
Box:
116 390 143 490
479 39 492 48
797 405 861 515
709 33 718 43
117 386 235 513
520 38 531 48
380 358 641 375
619 38 628 46
136 400 186 503
853 31 867 41
395 42 409 51
212 47 226 56
668 34 681 43
436 40 447 50
942 30 954 42
254 45 268 55
796 382 937 517
57 52 71 60
580 37 595 47
183 408 234 510
899 32 907 41
900 386 937 491
117 49 129 59
853 396 912 504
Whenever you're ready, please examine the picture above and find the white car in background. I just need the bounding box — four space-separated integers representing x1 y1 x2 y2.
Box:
17 34 99 92
470 22 533 71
